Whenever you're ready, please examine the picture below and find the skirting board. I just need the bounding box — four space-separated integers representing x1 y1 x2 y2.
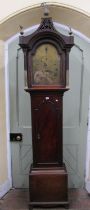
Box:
0 179 11 198
85 180 90 194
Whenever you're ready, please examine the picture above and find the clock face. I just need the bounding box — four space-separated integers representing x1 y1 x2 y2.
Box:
32 43 60 85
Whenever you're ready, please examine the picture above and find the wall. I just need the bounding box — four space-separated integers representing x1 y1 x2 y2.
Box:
0 0 90 23
0 41 7 184
0 41 11 198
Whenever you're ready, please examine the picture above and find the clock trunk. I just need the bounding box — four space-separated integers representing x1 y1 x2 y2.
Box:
31 92 63 167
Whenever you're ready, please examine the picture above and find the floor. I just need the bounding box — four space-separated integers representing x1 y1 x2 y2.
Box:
0 188 90 210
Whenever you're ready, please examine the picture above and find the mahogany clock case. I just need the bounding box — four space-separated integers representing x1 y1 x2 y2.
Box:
19 17 74 208
19 17 74 90
29 164 68 207
29 89 69 208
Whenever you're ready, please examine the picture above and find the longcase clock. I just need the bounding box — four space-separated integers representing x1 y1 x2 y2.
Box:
19 16 74 208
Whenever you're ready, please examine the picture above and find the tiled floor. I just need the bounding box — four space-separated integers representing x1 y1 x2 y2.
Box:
0 188 90 210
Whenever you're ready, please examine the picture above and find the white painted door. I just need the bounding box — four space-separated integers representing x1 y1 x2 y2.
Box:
8 24 90 188
9 39 32 187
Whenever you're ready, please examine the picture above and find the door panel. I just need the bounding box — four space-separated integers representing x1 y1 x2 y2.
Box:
63 45 85 187
63 46 82 127
32 96 62 165
9 41 32 187
9 25 88 188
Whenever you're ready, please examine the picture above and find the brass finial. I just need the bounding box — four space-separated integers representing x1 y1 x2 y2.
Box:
19 25 24 35
41 2 49 17
68 26 73 36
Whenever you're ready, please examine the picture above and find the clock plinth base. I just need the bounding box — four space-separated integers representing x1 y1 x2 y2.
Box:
29 164 69 209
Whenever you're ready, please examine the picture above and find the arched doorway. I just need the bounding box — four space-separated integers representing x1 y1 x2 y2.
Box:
1 4 90 192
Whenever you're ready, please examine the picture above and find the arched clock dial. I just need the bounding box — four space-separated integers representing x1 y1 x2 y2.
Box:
32 43 60 85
